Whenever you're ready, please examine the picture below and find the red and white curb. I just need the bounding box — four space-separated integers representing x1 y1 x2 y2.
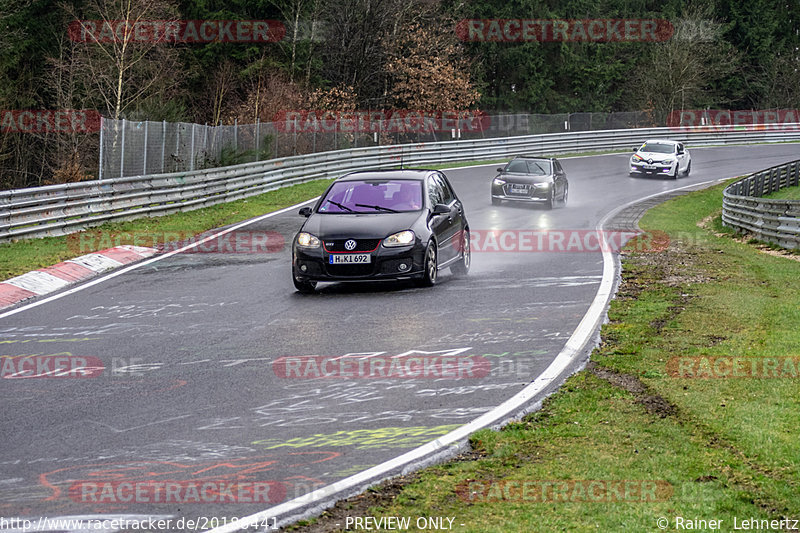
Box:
0 245 157 309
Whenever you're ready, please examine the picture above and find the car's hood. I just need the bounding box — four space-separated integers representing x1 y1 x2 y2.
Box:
496 172 554 184
302 211 422 239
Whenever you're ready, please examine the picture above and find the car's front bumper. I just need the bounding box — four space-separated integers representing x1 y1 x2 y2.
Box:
292 243 426 282
491 183 552 202
629 160 676 175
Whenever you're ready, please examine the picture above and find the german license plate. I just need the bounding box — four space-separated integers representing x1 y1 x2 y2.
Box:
643 164 656 170
330 253 371 264
509 184 529 194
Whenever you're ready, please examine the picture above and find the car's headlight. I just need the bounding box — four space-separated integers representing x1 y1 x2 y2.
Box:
662 159 674 165
493 177 506 185
632 154 644 162
533 182 552 188
383 230 415 247
296 232 320 248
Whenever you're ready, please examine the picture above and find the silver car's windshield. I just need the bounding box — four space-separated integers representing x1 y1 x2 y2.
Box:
640 143 675 154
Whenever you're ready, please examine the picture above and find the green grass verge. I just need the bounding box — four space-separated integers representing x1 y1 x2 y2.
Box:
764 185 800 200
293 182 800 532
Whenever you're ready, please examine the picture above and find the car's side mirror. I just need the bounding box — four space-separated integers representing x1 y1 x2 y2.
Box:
633 147 639 152
677 149 684 155
432 204 450 215
299 207 313 217
496 168 504 172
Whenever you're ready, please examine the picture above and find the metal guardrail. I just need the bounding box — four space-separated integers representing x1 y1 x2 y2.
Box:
722 159 800 249
3 124 800 242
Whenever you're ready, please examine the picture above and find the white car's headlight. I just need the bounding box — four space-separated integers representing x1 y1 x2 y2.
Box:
493 178 506 185
662 159 674 165
383 230 415 247
631 154 644 162
296 232 320 248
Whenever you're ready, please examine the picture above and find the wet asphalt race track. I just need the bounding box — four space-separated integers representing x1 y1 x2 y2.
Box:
1 144 798 531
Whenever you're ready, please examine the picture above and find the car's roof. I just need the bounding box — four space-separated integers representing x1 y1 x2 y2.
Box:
513 156 554 162
642 139 680 145
337 169 433 182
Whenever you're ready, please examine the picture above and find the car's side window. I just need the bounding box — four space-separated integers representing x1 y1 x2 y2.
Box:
435 174 454 204
427 177 444 207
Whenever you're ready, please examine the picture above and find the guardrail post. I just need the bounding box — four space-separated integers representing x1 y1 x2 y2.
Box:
190 123 196 171
120 118 126 178
99 116 104 181
161 120 166 174
143 120 149 175
256 119 260 161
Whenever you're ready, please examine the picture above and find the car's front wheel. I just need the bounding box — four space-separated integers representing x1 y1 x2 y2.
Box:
545 190 555 209
293 274 317 293
491 197 502 206
451 230 470 276
684 160 691 176
561 185 569 206
417 241 438 287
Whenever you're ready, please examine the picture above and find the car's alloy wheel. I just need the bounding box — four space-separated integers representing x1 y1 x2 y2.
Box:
684 160 691 176
561 185 569 206
546 190 555 209
451 230 470 276
417 242 438 287
491 197 501 206
293 273 317 293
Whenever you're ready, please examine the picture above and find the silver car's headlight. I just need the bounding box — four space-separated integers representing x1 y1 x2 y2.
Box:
296 232 320 248
493 178 506 185
383 230 415 247
533 182 552 188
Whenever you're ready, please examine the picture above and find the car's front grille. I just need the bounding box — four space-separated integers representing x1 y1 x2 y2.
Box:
323 239 382 252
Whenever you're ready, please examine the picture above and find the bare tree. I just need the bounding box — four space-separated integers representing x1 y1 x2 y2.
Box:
61 0 183 120
630 4 739 124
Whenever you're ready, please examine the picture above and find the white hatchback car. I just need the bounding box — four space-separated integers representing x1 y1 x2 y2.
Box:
629 139 691 179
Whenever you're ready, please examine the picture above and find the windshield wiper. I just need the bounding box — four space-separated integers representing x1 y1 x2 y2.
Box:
355 203 399 213
324 200 358 213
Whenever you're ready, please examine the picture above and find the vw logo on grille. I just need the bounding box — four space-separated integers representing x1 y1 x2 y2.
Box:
344 239 357 251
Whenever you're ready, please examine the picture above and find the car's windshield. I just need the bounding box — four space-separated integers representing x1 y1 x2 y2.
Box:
504 160 551 175
640 143 675 154
318 179 423 213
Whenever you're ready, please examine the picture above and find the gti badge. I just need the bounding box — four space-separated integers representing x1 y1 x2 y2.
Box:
344 239 357 250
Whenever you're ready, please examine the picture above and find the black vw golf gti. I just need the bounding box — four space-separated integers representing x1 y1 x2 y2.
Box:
292 169 470 292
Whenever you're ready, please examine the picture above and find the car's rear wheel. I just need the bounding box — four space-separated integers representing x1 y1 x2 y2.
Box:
451 230 470 276
293 274 317 293
417 242 438 287
491 197 501 206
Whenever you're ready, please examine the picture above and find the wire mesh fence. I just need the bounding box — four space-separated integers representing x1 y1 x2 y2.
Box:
99 111 654 179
